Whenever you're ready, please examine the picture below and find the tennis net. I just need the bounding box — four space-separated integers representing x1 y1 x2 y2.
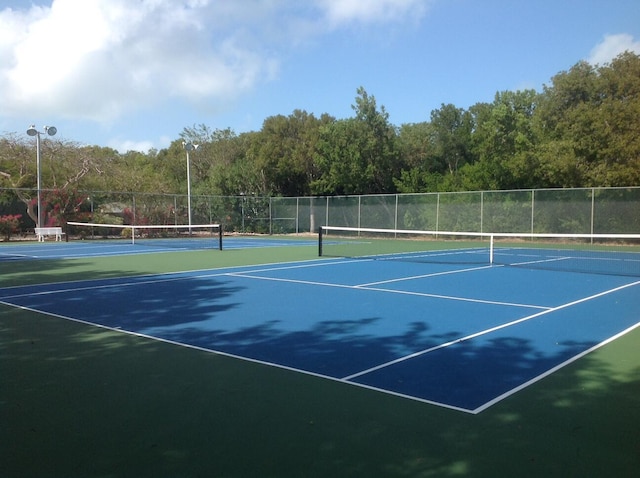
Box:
66 222 223 251
318 226 640 277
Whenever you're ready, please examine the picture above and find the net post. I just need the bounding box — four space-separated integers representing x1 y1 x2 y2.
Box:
489 234 494 264
217 224 223 250
318 226 323 257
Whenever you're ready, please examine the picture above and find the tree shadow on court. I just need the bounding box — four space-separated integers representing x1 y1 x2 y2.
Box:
143 301 602 413
155 314 463 379
5 275 246 333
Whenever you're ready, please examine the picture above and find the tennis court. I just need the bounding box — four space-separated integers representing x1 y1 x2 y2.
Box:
2 230 640 477
0 234 311 260
2 231 639 414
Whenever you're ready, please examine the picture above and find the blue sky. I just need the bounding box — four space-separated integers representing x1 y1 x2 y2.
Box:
1 0 639 153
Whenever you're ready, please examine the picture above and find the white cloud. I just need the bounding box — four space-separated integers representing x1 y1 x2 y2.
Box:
587 33 640 65
0 0 430 147
108 138 156 154
0 0 281 122
106 133 173 154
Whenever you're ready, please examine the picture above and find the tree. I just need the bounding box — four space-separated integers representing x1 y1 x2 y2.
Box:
312 87 400 195
189 131 263 197
395 122 441 192
583 52 640 185
534 52 640 186
429 103 474 177
249 110 332 196
468 90 540 189
107 148 171 193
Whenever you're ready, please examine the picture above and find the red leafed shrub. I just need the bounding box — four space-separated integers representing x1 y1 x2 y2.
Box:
0 214 22 241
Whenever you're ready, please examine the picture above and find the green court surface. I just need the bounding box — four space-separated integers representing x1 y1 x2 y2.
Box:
2 244 639 477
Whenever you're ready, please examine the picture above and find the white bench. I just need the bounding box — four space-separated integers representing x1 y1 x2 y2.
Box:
35 227 63 242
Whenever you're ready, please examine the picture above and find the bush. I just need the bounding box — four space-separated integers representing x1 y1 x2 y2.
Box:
0 214 22 241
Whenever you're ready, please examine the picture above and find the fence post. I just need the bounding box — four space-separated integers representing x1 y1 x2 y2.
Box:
531 189 535 235
480 191 484 233
269 197 272 235
590 187 595 242
436 193 440 233
394 194 399 230
325 196 329 226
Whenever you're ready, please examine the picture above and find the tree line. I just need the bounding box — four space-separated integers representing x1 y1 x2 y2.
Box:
1 52 639 226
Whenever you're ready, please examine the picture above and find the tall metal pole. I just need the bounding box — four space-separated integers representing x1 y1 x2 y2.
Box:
35 131 42 229
182 142 198 234
186 147 192 231
27 125 56 230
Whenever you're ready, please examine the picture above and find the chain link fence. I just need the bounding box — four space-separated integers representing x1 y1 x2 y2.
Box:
1 187 639 239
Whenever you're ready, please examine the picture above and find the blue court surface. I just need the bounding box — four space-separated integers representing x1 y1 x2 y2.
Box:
2 244 639 413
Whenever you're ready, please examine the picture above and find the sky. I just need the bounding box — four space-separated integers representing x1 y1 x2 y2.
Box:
1 0 639 154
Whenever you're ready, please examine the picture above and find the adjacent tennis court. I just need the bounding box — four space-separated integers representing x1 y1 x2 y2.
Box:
2 231 639 414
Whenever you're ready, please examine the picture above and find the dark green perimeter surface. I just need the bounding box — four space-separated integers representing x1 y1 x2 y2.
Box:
2 245 640 477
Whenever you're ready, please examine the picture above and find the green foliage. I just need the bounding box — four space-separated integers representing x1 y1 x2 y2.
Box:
534 53 640 187
311 87 401 195
249 110 332 196
1 54 639 198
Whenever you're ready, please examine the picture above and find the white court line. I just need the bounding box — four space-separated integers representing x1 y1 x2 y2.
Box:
227 272 551 309
357 264 497 287
0 253 34 259
472 319 640 414
220 257 371 276
2 254 547 310
0 257 345 295
508 256 571 267
0 274 218 300
356 285 550 309
498 248 640 262
341 279 640 383
3 247 188 260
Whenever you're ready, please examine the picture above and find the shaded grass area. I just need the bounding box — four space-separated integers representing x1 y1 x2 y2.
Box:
2 246 640 477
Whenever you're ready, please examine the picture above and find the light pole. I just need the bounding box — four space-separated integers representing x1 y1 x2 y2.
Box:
182 141 199 232
27 125 57 229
